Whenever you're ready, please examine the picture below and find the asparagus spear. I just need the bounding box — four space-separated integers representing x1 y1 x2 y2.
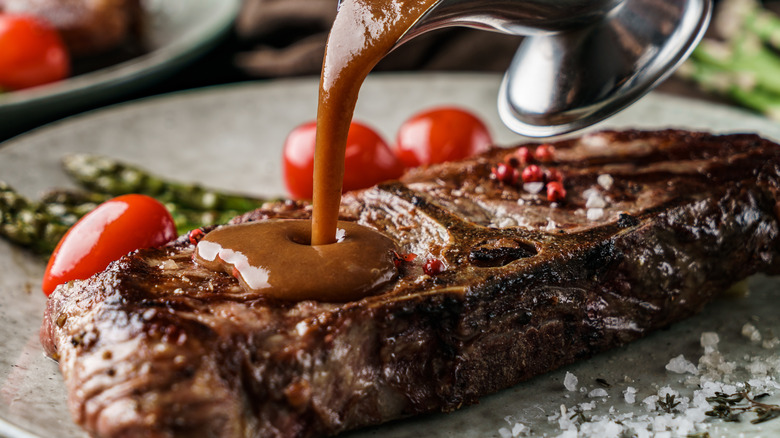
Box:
39 189 109 224
163 202 243 233
715 0 780 50
677 58 780 120
62 154 268 211
0 182 69 253
691 37 780 96
40 188 245 234
677 0 780 119
1 155 275 254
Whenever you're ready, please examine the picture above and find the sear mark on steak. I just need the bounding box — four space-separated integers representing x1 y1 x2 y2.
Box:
41 130 780 438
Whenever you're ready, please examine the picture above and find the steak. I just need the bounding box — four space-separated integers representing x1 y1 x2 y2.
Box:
40 130 780 438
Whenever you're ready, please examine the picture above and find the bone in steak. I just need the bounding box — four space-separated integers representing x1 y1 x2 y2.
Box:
41 130 780 438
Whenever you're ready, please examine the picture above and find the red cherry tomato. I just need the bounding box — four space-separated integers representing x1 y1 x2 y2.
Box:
0 14 70 91
283 121 404 199
395 106 493 168
42 194 177 296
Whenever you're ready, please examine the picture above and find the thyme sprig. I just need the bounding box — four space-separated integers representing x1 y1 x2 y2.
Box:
657 394 681 414
568 407 590 424
705 383 780 424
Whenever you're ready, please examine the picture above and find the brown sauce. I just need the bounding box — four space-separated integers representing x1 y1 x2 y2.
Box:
194 220 398 302
194 0 440 301
312 0 441 245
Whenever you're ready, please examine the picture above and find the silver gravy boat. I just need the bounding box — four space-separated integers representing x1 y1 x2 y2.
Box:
392 0 712 137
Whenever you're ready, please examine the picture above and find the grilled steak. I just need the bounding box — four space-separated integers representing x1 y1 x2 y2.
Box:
0 0 143 56
41 130 780 438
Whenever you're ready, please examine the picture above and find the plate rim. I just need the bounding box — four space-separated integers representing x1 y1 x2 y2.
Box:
1 72 779 438
0 0 241 113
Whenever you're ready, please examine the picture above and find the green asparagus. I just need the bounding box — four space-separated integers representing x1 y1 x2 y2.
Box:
1 153 275 254
39 189 110 224
677 0 780 118
0 182 69 253
62 154 268 212
678 58 780 120
38 189 247 234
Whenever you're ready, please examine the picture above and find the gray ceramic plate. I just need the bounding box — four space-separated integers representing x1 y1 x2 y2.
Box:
0 0 241 135
0 74 778 438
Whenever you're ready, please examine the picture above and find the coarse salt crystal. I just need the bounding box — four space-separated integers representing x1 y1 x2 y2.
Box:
582 134 609 148
665 354 698 375
589 388 608 398
624 386 637 404
587 208 605 221
763 337 780 349
564 371 578 391
598 174 614 190
700 332 719 350
585 191 607 208
642 395 658 412
159 259 179 270
746 359 769 376
582 188 598 200
494 217 518 228
580 419 623 438
523 182 544 194
741 322 762 343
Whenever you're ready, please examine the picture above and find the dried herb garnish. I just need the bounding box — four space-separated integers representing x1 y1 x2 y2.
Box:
657 394 681 414
568 407 590 423
705 383 780 424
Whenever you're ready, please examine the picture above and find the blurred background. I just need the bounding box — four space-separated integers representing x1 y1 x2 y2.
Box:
0 0 778 142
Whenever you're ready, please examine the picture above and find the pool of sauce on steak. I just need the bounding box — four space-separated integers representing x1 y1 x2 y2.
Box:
194 0 441 301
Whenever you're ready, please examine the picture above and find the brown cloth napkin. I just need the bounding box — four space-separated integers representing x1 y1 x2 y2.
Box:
235 0 523 78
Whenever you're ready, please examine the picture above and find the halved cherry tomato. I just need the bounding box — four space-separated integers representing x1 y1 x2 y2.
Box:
283 120 404 199
0 14 70 91
42 194 177 296
395 106 493 168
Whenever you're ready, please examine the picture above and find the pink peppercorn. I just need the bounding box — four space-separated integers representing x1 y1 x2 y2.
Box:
535 144 555 162
546 181 566 202
188 228 205 245
423 258 445 275
522 164 544 183
503 154 520 168
546 168 564 183
515 147 532 165
492 163 519 185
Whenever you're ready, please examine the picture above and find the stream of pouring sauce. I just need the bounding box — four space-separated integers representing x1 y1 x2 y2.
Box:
312 0 440 245
194 0 440 301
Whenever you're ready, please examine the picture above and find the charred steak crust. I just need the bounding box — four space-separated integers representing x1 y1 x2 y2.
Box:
41 130 780 438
